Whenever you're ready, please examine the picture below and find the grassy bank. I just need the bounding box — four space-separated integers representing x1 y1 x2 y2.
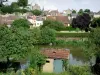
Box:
56 32 89 38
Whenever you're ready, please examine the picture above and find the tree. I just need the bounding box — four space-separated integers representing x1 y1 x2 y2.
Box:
0 6 14 14
17 0 28 8
11 2 19 9
71 13 91 32
40 27 56 44
78 9 84 15
11 19 30 29
0 25 33 59
41 20 65 31
31 9 42 16
84 9 90 13
29 49 46 72
91 17 100 28
0 0 8 7
29 28 41 45
83 28 100 75
72 10 76 13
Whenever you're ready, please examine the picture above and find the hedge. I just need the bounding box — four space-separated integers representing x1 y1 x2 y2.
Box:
56 33 89 37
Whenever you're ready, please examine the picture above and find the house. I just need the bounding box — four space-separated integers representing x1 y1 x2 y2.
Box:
63 9 72 16
0 15 18 27
32 4 41 10
47 16 70 26
94 11 100 18
70 13 78 19
27 15 43 28
41 49 70 73
44 10 59 16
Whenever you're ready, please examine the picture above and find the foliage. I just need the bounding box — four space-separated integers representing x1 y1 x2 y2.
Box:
84 9 90 14
65 26 77 31
18 0 28 7
72 10 76 13
54 40 67 46
29 48 46 72
91 17 100 28
14 8 28 13
41 20 65 31
0 26 33 59
78 9 84 15
0 5 14 14
31 9 42 16
29 28 41 45
12 19 30 29
71 13 91 32
82 28 100 69
11 2 19 9
67 65 91 75
56 32 89 38
40 27 56 44
0 0 8 7
87 28 100 56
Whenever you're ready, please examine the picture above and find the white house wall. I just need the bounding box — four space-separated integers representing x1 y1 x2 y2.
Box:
43 59 54 73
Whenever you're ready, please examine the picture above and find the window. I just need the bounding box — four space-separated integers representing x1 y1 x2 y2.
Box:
46 60 50 63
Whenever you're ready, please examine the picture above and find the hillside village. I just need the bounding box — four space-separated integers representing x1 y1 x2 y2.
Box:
0 3 100 28
0 0 100 75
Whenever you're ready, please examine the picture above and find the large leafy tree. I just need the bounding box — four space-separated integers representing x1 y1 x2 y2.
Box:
72 10 76 13
11 19 30 29
91 17 100 28
41 20 65 31
0 0 8 7
71 13 91 32
78 9 84 15
84 9 90 14
17 0 28 8
0 5 14 14
11 2 19 9
83 28 100 74
40 27 56 44
31 9 42 16
0 26 33 59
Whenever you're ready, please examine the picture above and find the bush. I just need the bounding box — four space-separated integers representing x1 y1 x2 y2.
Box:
67 65 91 75
40 27 56 44
41 20 65 31
12 19 30 28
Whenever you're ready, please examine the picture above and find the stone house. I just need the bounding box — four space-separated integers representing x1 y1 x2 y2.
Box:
32 4 41 10
44 10 59 16
46 16 70 26
27 15 43 28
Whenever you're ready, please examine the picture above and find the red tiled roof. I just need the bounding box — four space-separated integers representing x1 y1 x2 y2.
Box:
41 49 70 59
46 16 70 24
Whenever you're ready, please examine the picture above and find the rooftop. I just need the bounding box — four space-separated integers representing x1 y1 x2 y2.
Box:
41 49 70 59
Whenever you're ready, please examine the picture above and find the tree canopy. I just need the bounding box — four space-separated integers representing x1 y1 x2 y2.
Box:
11 19 30 29
11 2 19 9
91 17 100 28
41 20 65 31
40 27 56 44
84 9 90 13
31 9 42 16
18 0 28 7
72 10 76 13
0 5 14 14
71 13 91 32
0 26 33 59
78 9 84 15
